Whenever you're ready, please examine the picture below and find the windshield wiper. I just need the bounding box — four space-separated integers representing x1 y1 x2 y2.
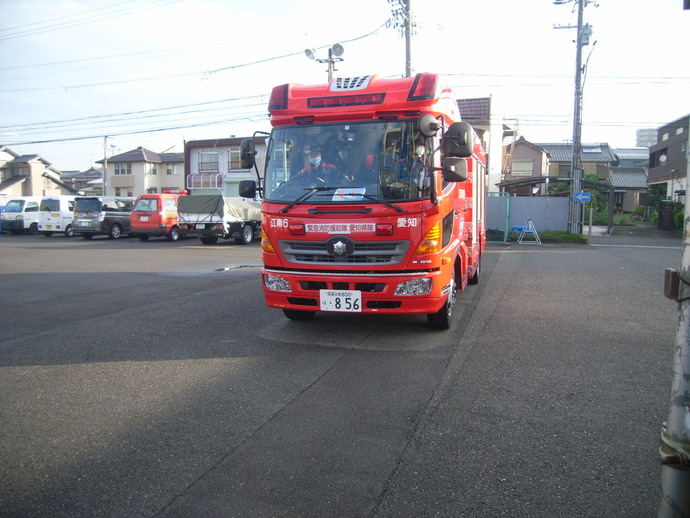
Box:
280 186 328 214
359 193 404 212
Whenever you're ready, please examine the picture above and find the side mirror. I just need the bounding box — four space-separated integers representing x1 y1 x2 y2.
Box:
240 138 256 169
239 180 257 199
441 157 468 182
443 121 473 158
417 114 440 137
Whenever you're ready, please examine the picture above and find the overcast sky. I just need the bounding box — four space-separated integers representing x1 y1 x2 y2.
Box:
1 0 688 172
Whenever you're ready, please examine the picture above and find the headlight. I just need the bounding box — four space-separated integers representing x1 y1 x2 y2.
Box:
395 277 432 295
264 274 291 292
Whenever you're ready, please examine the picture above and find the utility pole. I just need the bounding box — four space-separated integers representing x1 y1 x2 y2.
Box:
388 0 413 77
569 0 584 234
659 129 690 518
103 136 108 196
555 0 593 234
404 0 412 77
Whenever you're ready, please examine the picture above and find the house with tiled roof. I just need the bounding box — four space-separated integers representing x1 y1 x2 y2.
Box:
538 142 616 180
61 167 103 195
610 148 648 212
499 136 550 196
97 147 184 196
0 145 77 203
457 97 509 190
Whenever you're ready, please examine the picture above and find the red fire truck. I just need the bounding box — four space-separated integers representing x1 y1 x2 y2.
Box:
240 73 487 328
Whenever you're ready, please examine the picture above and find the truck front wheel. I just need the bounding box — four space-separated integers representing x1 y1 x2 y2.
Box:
427 269 457 330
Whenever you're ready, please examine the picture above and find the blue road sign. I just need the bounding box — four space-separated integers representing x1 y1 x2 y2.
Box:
574 192 592 203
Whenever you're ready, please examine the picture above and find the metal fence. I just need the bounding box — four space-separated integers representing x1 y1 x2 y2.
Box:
487 193 570 243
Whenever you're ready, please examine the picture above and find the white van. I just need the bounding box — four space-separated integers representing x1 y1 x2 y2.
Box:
38 195 77 237
0 196 41 234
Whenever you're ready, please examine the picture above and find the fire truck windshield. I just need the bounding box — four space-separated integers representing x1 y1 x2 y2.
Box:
264 121 433 204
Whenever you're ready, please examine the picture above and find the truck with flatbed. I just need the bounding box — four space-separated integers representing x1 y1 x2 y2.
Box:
177 194 261 245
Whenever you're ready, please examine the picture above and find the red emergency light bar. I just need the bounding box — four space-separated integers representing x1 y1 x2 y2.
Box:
407 74 439 101
307 93 385 109
269 84 289 110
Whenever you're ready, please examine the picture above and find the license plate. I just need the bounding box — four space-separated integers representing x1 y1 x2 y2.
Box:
46 225 52 229
320 290 362 312
141 216 148 221
196 223 206 229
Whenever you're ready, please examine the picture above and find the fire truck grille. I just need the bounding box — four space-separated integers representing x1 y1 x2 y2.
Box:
281 240 409 265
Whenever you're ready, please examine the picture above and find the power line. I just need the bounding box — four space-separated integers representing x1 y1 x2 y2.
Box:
0 0 183 41
0 22 389 93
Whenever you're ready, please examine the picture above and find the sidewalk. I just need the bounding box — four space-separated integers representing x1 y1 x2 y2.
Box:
588 223 680 247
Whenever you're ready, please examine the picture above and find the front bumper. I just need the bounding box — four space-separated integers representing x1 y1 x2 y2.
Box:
262 268 450 315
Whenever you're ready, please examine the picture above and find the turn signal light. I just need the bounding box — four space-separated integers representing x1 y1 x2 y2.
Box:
261 227 276 253
415 223 441 254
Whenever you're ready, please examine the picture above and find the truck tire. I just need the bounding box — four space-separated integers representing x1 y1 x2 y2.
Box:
427 268 457 329
469 252 480 285
200 236 218 245
65 224 74 238
29 222 39 235
235 224 254 245
283 309 316 321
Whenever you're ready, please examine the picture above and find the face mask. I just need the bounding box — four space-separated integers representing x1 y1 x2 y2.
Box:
309 157 321 166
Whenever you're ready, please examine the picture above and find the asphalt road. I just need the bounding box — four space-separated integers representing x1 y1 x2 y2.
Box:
0 227 682 517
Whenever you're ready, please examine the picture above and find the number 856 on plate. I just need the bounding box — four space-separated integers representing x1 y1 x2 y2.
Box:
319 290 362 312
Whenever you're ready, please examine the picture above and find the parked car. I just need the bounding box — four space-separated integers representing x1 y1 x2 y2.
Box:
73 196 135 239
0 196 41 234
131 191 187 241
39 195 78 237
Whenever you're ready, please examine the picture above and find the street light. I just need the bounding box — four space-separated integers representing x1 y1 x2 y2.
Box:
305 44 344 82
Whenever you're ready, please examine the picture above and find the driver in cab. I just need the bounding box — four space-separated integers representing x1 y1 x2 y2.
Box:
296 145 338 181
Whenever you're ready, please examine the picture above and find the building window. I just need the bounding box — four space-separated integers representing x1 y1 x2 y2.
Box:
166 163 179 175
146 188 158 194
229 147 242 170
199 149 219 172
662 132 669 141
115 163 132 175
114 188 133 197
148 164 157 175
511 159 533 176
676 127 684 136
